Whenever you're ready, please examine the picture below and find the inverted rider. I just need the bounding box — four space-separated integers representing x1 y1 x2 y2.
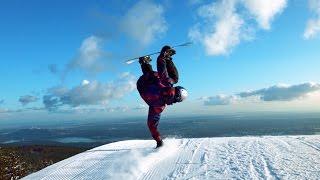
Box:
136 45 188 148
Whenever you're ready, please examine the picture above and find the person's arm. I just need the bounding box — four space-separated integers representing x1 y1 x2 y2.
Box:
147 106 165 142
139 56 153 75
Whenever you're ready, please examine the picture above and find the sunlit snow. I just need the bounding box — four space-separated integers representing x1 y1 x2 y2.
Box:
23 135 320 179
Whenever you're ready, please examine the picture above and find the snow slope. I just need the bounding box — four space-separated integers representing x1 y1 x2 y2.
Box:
23 135 320 180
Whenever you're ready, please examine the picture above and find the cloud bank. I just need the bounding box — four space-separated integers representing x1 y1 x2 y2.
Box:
238 82 320 101
132 104 148 110
189 0 287 55
120 0 167 46
0 107 45 114
304 0 320 39
243 0 287 30
202 95 238 106
204 82 320 106
19 95 39 106
43 73 136 111
0 108 8 113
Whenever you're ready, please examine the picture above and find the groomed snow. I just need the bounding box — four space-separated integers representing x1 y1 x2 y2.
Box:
23 135 320 180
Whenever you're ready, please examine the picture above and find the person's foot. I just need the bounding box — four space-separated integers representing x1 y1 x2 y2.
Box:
156 140 163 148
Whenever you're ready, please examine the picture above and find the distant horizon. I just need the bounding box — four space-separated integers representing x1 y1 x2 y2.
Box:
1 112 320 148
1 110 320 123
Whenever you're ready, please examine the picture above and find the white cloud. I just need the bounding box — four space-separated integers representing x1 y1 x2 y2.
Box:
133 104 148 110
304 0 320 39
189 0 244 55
120 0 167 46
19 95 39 106
238 82 320 101
47 86 69 96
56 104 147 114
67 36 106 74
105 106 130 113
202 95 238 106
26 107 45 111
43 73 136 111
304 19 320 39
243 0 287 30
309 0 320 12
202 82 320 106
59 106 130 114
203 12 243 55
81 80 90 86
189 0 287 56
0 107 46 114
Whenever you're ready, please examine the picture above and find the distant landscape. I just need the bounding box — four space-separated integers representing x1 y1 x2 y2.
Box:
1 112 320 179
1 113 320 148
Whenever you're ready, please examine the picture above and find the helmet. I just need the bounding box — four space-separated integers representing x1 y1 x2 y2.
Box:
174 86 188 102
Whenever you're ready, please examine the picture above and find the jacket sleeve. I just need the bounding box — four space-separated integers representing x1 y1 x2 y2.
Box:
147 106 165 142
157 56 175 87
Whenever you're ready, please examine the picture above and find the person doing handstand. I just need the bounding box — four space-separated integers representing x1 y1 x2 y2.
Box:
136 45 188 148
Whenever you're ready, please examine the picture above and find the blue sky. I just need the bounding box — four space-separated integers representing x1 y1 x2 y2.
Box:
1 0 320 121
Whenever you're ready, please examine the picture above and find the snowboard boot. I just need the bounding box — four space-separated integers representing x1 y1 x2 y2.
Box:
156 140 163 148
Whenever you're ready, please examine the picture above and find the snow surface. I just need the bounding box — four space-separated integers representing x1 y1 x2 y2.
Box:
23 135 320 180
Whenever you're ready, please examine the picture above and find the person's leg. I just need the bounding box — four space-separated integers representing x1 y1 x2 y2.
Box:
166 58 179 84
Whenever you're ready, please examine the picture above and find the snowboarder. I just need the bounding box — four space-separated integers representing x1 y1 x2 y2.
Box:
137 45 188 148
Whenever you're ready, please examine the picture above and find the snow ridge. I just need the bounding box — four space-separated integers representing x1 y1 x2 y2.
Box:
23 136 320 180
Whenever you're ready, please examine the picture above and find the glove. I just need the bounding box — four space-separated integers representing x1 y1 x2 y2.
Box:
139 56 151 64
